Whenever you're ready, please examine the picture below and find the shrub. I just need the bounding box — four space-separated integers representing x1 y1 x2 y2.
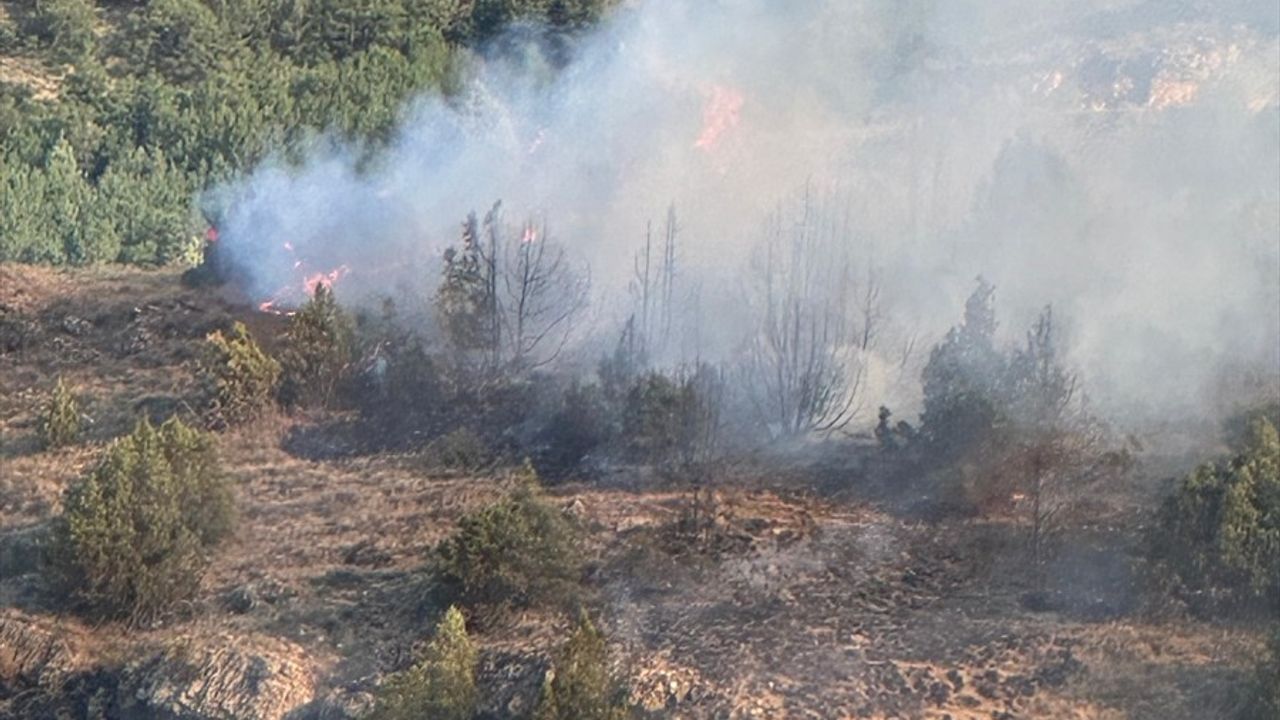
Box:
38 376 81 449
160 417 236 546
51 417 234 623
535 611 633 720
355 336 450 448
622 366 722 470
366 606 477 720
437 464 581 610
1244 625 1280 712
200 322 281 427
1149 418 1280 616
279 285 355 408
1242 627 1280 719
424 427 492 472
536 381 611 480
21 0 97 63
917 277 1007 462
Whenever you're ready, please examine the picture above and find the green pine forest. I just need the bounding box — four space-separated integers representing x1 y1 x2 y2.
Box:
0 0 610 266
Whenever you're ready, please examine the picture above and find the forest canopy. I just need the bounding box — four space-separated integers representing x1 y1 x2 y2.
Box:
0 0 612 265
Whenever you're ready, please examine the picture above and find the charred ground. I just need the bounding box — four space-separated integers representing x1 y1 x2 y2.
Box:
0 264 1267 719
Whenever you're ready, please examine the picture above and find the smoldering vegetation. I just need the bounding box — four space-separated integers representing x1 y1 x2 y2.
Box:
2 0 1279 718
207 0 1280 428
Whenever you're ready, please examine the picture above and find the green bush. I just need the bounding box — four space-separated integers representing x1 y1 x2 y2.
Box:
38 376 81 449
161 416 236 546
21 0 98 63
1150 418 1280 616
279 285 355 408
51 417 234 623
535 611 633 720
200 321 281 427
366 605 477 720
437 464 581 610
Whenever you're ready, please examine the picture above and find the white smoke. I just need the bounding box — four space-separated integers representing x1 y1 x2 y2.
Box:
210 0 1280 425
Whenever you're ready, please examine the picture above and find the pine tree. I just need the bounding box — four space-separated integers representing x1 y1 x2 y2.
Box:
367 606 477 720
279 284 355 407
38 376 81 449
200 321 281 427
52 418 234 623
919 276 1007 460
535 611 632 720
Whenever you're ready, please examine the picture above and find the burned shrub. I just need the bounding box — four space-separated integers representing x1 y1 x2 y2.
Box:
1148 418 1280 617
38 376 81 449
918 277 1007 463
278 285 355 408
622 365 723 471
357 339 450 447
436 464 581 611
0 311 38 354
536 381 612 480
535 611 634 720
50 417 234 623
200 321 280 427
423 427 493 472
366 606 477 720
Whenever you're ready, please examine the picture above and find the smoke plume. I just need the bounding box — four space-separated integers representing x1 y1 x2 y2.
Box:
210 0 1280 425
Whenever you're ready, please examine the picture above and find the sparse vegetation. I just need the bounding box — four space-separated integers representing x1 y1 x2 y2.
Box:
366 606 477 720
37 376 80 449
424 427 493 472
1242 626 1280 720
535 611 633 720
437 464 581 611
50 417 233 623
200 322 281 427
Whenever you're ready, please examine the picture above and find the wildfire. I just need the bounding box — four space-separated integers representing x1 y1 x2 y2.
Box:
694 84 744 151
255 240 350 315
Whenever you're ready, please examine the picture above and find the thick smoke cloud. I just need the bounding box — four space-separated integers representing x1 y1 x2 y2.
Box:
211 0 1280 425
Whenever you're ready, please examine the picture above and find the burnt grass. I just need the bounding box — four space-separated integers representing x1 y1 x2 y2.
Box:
0 264 1265 720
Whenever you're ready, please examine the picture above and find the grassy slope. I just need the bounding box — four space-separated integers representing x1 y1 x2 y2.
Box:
0 263 1265 719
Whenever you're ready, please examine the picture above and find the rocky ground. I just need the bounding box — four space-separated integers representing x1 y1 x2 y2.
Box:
0 264 1264 719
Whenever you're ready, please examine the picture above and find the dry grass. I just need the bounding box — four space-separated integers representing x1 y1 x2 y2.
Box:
0 264 1264 719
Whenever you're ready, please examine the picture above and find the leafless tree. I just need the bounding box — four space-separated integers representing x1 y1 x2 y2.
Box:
499 217 590 370
741 188 868 438
436 202 589 375
629 204 680 362
999 307 1133 586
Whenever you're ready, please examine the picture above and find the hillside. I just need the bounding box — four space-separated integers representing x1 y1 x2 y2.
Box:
0 263 1266 719
2 0 1278 718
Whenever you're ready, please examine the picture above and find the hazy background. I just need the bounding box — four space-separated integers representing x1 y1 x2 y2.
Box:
210 0 1280 427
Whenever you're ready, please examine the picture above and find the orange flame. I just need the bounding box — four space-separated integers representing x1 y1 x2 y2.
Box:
255 242 349 314
695 85 744 151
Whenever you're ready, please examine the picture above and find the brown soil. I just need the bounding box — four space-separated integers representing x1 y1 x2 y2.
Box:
0 264 1263 719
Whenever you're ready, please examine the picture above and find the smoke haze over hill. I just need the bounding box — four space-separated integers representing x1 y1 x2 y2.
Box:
211 0 1280 424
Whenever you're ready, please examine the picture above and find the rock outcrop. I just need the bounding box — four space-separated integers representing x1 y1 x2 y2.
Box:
122 633 315 720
